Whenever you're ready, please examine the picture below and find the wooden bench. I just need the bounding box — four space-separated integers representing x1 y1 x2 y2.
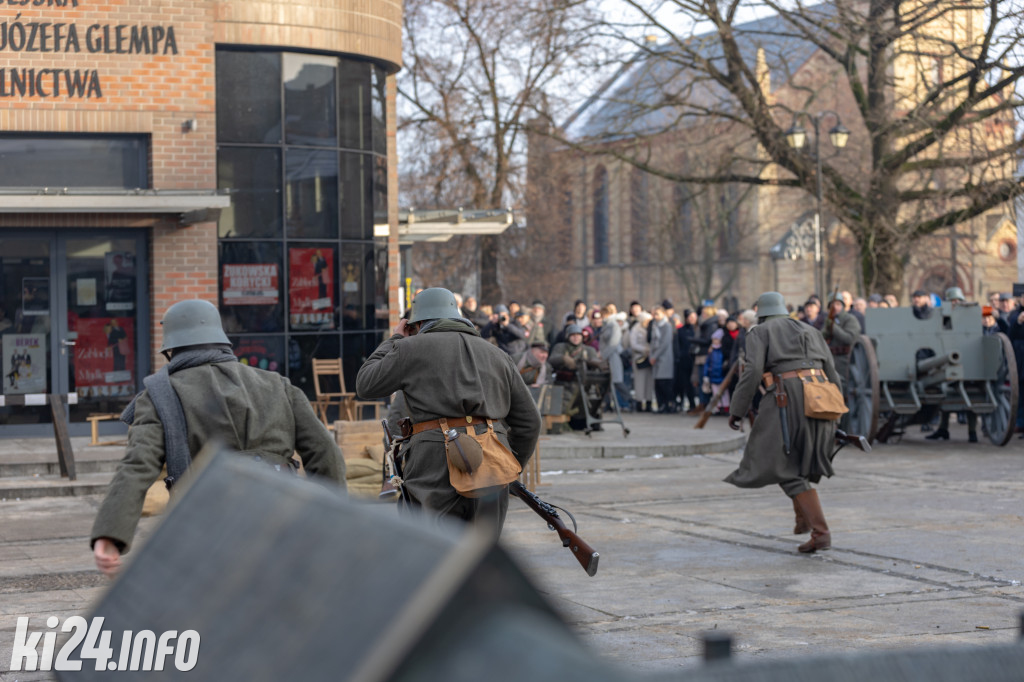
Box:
87 413 126 446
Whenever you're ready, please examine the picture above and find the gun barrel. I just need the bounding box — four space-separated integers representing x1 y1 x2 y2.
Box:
916 351 960 377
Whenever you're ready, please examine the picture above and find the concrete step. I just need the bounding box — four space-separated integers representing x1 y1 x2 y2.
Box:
0 472 113 500
0 458 120 478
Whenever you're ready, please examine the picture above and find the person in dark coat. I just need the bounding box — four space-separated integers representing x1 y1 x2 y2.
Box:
821 295 863 392
676 309 699 413
357 288 542 532
481 304 528 356
92 300 344 576
911 289 934 320
726 291 842 554
1001 291 1024 436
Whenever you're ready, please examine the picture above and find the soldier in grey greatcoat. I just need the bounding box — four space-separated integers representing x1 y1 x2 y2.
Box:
91 300 345 576
726 291 841 553
357 288 541 533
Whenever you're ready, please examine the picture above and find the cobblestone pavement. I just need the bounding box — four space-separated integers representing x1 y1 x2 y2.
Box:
0 418 1022 678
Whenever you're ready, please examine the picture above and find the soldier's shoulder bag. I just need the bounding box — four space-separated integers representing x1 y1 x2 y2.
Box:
441 417 522 498
800 371 849 421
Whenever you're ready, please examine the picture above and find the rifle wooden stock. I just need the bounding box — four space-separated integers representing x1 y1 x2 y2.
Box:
694 361 739 429
835 428 872 452
509 481 599 577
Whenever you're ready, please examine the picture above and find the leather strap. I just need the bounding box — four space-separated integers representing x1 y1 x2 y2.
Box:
412 416 488 435
776 368 824 381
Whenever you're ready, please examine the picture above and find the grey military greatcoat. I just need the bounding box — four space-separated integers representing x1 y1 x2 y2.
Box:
356 319 541 528
725 316 841 496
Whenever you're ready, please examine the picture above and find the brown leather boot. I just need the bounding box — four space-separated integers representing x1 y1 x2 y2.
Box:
793 489 830 553
792 496 810 535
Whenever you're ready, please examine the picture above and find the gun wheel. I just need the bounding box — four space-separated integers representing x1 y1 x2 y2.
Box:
847 335 880 442
981 333 1018 446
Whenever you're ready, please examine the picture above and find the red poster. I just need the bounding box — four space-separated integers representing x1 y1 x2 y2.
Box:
74 317 135 398
222 264 279 306
289 248 334 328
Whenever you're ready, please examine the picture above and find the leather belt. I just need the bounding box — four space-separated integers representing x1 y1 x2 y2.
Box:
412 416 488 435
829 345 851 355
776 368 825 382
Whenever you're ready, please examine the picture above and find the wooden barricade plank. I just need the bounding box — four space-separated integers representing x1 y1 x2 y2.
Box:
48 394 77 481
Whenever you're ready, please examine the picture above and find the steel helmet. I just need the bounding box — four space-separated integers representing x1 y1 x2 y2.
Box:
945 286 966 302
409 287 461 324
755 291 788 318
565 324 584 336
159 299 231 353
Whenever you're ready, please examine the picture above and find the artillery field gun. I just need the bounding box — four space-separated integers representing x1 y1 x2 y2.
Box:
845 303 1018 445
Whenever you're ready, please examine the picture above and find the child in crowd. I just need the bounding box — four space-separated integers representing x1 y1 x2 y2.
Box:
702 328 730 413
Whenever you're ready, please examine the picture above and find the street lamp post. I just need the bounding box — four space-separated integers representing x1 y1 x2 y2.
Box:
785 112 850 298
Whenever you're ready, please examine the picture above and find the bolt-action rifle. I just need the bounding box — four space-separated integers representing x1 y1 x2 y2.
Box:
509 480 599 577
379 418 411 502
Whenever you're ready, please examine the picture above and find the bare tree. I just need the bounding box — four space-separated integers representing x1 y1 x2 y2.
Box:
662 178 759 305
538 0 1024 296
399 0 600 302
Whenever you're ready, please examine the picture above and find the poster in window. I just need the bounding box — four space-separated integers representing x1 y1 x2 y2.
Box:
21 278 49 316
73 318 135 398
2 334 46 395
288 247 334 329
105 251 136 311
233 337 283 373
223 264 280 305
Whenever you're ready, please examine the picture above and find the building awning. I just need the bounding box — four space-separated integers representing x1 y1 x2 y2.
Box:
0 189 231 225
374 208 515 244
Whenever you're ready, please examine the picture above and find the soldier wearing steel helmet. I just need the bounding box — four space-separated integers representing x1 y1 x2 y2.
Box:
550 323 605 430
91 300 345 576
725 291 842 554
356 288 541 532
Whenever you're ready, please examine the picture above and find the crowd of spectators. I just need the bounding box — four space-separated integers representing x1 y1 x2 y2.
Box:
439 286 1024 436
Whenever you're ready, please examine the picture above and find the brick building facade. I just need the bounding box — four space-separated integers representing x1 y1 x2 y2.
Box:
0 0 402 436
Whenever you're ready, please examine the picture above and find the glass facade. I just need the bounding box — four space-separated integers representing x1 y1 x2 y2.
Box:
216 49 389 400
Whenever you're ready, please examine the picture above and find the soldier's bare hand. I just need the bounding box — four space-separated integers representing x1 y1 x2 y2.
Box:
93 537 122 577
728 415 743 431
393 319 411 337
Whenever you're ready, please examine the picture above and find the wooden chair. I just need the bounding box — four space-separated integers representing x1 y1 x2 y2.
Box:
311 358 386 426
311 359 356 427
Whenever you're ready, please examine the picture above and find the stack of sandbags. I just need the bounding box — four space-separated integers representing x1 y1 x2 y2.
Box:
335 420 390 500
